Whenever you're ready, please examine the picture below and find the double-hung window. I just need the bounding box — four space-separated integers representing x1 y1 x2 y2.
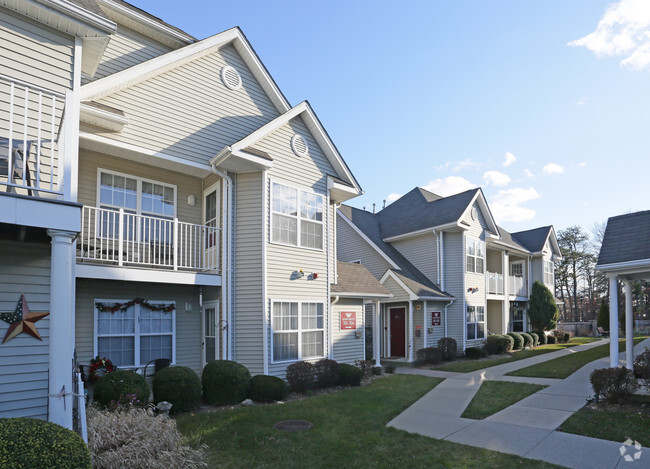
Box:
271 182 323 249
544 260 554 286
272 301 324 362
466 237 485 273
95 300 175 367
466 305 485 340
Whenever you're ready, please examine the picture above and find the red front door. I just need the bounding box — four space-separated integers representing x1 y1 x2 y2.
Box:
390 308 406 357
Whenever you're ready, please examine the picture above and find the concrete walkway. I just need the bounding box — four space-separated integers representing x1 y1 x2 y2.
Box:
389 338 650 469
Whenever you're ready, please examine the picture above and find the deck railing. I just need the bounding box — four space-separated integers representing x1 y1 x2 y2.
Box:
79 206 221 272
0 75 65 196
486 271 504 294
509 275 527 297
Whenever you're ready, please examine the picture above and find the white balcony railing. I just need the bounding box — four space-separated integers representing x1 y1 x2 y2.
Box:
0 75 65 196
509 275 527 297
79 206 221 273
487 271 504 294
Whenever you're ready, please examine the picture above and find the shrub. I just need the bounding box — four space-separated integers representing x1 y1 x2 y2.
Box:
415 346 443 365
152 366 201 414
438 337 457 361
87 406 205 469
384 364 396 374
0 417 91 469
371 365 383 376
507 332 524 350
93 370 149 408
285 361 315 393
314 358 340 388
339 363 363 386
547 334 556 344
520 332 534 348
355 359 375 376
249 375 288 402
597 299 609 330
202 360 251 405
529 332 539 347
634 347 650 389
485 335 512 355
465 347 488 359
528 280 559 331
551 329 571 343
534 331 548 345
590 367 639 403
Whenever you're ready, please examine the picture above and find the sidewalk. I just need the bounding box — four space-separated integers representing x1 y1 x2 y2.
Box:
389 337 650 469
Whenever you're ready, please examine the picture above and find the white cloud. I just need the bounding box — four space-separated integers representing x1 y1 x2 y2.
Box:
523 169 534 179
490 187 541 223
453 159 482 172
503 152 516 167
568 0 650 70
422 176 477 197
576 97 588 105
385 193 402 204
542 163 564 175
579 162 588 167
483 170 511 186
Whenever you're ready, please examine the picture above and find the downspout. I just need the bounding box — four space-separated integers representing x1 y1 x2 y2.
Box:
462 234 466 351
408 300 414 362
440 231 445 291
262 170 268 374
444 298 455 337
210 164 232 360
332 295 339 360
327 194 332 359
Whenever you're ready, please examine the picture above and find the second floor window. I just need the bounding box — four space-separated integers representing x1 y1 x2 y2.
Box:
466 237 485 273
271 182 323 249
544 260 554 285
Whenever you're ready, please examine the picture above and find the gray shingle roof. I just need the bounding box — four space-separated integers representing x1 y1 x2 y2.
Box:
511 226 552 253
67 0 109 19
597 210 650 266
331 262 391 297
497 226 533 252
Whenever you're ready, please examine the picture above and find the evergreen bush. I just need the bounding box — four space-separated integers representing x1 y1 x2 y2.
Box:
93 370 149 408
415 347 443 365
314 358 340 388
152 366 201 414
485 335 512 354
339 363 363 386
202 360 251 405
590 367 638 403
249 375 289 402
507 332 524 350
285 361 315 393
437 337 457 360
520 332 534 348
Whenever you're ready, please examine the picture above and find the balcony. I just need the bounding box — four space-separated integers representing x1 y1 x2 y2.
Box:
487 271 504 295
509 275 527 297
78 206 221 273
0 75 66 198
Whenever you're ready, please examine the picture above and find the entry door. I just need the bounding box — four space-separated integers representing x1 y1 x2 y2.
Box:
390 308 406 357
203 303 219 366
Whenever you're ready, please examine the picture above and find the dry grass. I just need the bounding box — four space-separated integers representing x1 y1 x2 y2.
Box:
87 406 206 469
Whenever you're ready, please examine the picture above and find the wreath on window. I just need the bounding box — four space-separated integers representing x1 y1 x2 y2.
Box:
88 356 116 382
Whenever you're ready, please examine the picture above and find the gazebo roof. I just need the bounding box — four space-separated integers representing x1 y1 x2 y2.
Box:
597 210 650 276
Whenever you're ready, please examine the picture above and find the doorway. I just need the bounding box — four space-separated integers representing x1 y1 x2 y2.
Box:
203 301 220 367
389 307 406 357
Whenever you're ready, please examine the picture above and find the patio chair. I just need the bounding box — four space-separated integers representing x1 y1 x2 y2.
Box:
597 326 609 338
143 358 172 380
0 138 49 196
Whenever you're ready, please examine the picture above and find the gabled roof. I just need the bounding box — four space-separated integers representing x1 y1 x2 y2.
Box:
512 226 560 257
494 226 532 254
597 210 650 267
331 262 391 298
382 270 452 300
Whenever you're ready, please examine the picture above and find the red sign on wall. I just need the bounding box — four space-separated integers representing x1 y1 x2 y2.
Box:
431 311 442 326
341 311 357 330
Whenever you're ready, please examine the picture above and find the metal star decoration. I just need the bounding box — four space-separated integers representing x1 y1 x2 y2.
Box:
0 294 49 343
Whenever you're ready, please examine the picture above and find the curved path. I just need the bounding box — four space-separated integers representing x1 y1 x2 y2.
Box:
389 338 650 469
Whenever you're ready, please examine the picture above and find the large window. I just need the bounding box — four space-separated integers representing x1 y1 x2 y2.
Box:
466 237 485 273
95 300 175 367
544 260 554 286
271 182 323 249
99 170 175 217
272 301 324 362
466 305 485 340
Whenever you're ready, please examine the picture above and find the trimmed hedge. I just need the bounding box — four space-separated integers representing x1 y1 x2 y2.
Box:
314 358 340 388
547 334 556 344
249 375 288 402
339 363 363 387
520 332 534 348
465 347 488 359
507 332 524 350
485 335 512 355
415 347 443 365
152 366 201 414
634 347 650 390
529 332 539 347
93 370 149 408
534 331 548 345
438 337 457 361
551 329 571 343
202 360 251 405
590 367 639 403
286 361 315 393
0 417 91 469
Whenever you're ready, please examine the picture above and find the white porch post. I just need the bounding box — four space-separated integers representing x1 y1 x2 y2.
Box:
624 280 634 370
373 300 381 366
609 275 619 368
502 250 509 334
408 301 414 362
47 229 77 429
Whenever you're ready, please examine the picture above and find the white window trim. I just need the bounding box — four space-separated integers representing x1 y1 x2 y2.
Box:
94 298 176 368
96 168 178 218
544 259 554 286
466 305 486 341
466 237 485 274
511 260 524 277
270 179 325 251
270 299 326 363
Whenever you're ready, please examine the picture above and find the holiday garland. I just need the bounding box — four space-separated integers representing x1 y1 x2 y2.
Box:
88 356 116 382
95 298 175 314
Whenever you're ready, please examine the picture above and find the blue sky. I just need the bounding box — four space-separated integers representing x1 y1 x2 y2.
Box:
135 0 650 234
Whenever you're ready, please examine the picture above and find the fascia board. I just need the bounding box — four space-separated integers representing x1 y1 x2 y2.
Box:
337 210 399 269
595 258 650 272
330 292 393 299
80 102 129 131
35 0 116 34
230 103 306 152
382 222 464 242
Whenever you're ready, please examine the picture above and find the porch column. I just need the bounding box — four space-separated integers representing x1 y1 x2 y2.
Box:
502 250 508 334
373 300 381 366
609 275 619 368
624 280 634 370
47 229 77 429
408 301 414 362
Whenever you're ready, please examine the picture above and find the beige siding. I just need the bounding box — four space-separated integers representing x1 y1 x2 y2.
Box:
487 299 504 335
382 276 411 302
232 172 264 376
94 45 280 166
336 213 392 279
75 279 203 375
332 299 364 364
78 149 204 225
83 24 173 84
391 234 438 284
0 241 51 419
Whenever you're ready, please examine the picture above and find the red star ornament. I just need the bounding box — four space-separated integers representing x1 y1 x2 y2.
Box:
0 294 49 343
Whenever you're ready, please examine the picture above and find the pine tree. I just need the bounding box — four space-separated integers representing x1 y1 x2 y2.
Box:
597 298 609 330
528 281 559 331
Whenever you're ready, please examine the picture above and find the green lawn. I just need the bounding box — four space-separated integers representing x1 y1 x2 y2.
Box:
505 338 647 379
559 396 650 447
176 375 562 468
461 381 547 419
434 337 601 373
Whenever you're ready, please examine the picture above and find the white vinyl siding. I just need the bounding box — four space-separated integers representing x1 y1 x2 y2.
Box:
271 301 324 363
392 235 438 284
332 299 364 364
443 232 466 348
336 212 393 280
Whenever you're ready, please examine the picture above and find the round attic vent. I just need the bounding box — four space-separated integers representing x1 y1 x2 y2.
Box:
291 134 308 157
471 207 478 220
221 65 242 90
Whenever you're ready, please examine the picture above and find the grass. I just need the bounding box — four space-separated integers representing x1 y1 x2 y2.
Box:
176 375 563 468
461 381 547 419
434 337 601 373
559 395 650 447
506 337 647 379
